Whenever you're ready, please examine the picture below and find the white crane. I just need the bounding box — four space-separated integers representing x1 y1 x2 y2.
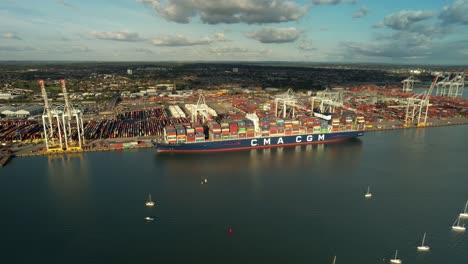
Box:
38 80 64 152
60 79 85 150
275 89 305 119
404 73 441 127
402 76 415 93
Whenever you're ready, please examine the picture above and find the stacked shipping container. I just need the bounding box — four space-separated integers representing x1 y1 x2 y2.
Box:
163 116 366 144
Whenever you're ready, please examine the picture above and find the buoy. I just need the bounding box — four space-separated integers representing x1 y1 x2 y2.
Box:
228 228 233 234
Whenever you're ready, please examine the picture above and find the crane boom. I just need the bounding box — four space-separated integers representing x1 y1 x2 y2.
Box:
60 79 72 122
38 80 54 137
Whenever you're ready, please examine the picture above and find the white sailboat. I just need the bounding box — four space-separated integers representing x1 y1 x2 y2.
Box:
460 200 468 218
145 216 154 221
417 232 430 251
365 186 372 198
146 194 155 207
332 255 336 264
390 249 402 264
451 215 466 232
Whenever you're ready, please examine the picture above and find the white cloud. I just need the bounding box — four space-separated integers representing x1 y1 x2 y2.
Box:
138 0 309 24
313 0 356 5
247 27 301 43
0 45 35 52
352 6 368 19
135 48 154 54
439 0 468 25
382 10 433 30
372 22 385 28
2 32 21 40
92 31 144 41
209 46 249 53
151 33 223 46
57 0 77 8
298 40 316 51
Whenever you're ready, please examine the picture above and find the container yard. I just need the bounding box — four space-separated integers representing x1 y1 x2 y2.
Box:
1 81 467 160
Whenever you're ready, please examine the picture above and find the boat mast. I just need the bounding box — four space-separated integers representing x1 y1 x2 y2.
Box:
464 201 468 213
421 233 426 246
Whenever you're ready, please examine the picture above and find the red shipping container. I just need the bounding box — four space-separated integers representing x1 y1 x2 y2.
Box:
187 136 196 142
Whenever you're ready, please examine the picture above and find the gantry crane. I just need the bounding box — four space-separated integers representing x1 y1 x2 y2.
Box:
274 88 306 119
436 72 465 97
38 80 64 152
404 74 441 127
402 76 415 92
310 89 345 114
187 91 213 123
60 79 85 151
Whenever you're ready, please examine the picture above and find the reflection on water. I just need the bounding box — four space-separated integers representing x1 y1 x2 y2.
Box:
46 153 90 218
156 139 363 180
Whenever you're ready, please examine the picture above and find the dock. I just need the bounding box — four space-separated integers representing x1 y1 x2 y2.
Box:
0 154 12 167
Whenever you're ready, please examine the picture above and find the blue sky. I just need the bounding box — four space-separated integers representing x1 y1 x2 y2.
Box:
1 0 467 64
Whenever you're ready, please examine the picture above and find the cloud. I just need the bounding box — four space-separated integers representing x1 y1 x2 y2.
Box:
372 22 385 28
312 0 356 5
382 10 434 30
247 27 301 43
151 33 223 46
57 0 77 8
57 46 92 53
342 41 431 59
92 31 144 41
298 40 316 51
2 32 21 40
209 46 249 53
352 6 368 18
208 46 273 57
439 0 468 25
0 45 35 52
135 48 154 54
138 0 309 24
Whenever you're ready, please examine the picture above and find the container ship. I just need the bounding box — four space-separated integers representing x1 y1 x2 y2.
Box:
152 112 365 153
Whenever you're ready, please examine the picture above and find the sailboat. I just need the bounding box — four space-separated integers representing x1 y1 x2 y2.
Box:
146 194 155 207
365 186 372 198
417 233 430 251
460 200 468 218
390 249 402 264
332 255 336 264
451 215 466 231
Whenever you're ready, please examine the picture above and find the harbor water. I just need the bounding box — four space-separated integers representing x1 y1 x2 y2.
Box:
1 126 467 264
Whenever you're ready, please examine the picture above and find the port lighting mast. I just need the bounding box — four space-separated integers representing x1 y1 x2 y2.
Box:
402 76 414 93
38 80 64 151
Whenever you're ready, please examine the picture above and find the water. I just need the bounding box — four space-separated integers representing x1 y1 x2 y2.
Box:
1 126 467 264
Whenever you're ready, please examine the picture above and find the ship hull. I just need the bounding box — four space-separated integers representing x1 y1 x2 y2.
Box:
153 131 364 153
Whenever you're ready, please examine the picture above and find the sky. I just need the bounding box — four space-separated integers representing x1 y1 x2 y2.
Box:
0 0 468 64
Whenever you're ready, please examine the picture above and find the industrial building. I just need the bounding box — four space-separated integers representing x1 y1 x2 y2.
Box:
0 105 44 118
